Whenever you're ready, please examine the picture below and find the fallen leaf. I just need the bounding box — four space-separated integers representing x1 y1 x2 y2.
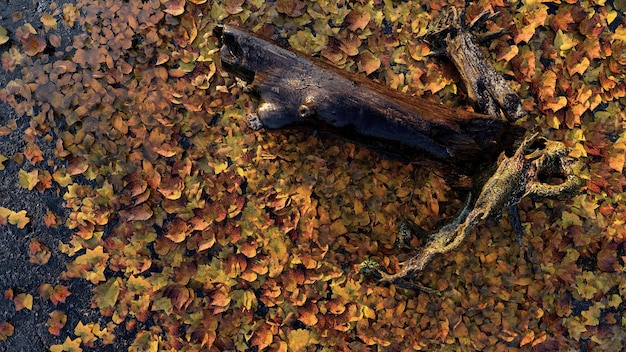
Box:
28 238 51 265
8 210 30 229
0 25 8 45
14 293 33 311
41 13 58 30
161 0 185 16
0 321 14 340
47 310 67 335
50 336 83 352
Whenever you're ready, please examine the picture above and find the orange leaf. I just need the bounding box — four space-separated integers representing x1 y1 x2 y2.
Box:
357 51 381 75
43 210 60 228
520 330 535 346
251 326 273 350
41 13 58 30
165 218 189 243
608 153 625 172
47 310 67 335
50 285 71 305
344 7 371 31
28 238 51 265
0 321 14 340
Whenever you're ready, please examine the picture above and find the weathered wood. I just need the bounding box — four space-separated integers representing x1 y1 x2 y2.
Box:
425 8 527 121
362 133 585 288
216 25 523 167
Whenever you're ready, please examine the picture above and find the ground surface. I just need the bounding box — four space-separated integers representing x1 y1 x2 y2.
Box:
0 1 130 351
0 0 625 351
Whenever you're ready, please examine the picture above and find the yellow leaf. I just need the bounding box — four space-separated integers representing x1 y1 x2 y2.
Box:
53 169 73 187
0 154 7 170
554 29 578 53
543 96 567 113
14 293 33 311
287 329 310 352
0 207 10 223
613 25 626 42
18 169 39 190
608 153 625 172
330 220 347 236
8 210 30 229
0 25 8 45
50 337 83 352
40 13 58 30
93 278 120 310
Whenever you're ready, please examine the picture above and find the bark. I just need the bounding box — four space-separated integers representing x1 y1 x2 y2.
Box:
365 133 585 287
426 7 527 121
216 25 523 168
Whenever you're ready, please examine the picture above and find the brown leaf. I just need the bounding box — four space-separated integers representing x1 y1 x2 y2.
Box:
161 0 186 16
344 7 371 31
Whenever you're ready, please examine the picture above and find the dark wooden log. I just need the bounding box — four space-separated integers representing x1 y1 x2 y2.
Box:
425 8 527 121
215 25 524 167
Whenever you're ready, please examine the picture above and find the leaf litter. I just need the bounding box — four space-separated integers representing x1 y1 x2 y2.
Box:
0 0 624 350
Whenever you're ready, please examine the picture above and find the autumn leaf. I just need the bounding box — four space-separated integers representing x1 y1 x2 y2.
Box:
344 7 371 31
287 329 311 351
0 26 8 45
161 0 185 16
41 13 58 30
14 293 33 311
0 154 7 170
50 337 83 352
48 310 68 335
0 321 14 340
92 278 120 311
357 51 381 75
554 29 578 54
18 169 39 190
251 326 273 350
50 285 72 305
28 238 51 265
8 210 30 229
44 210 60 228
15 24 46 56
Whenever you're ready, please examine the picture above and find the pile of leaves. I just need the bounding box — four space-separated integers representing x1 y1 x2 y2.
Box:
1 0 625 350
